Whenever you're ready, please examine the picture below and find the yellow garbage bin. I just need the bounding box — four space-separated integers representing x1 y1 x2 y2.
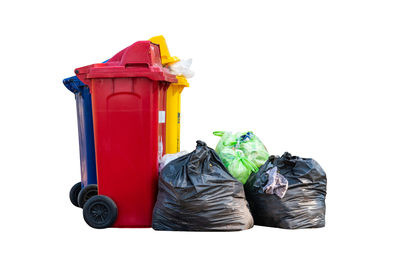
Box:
149 35 189 154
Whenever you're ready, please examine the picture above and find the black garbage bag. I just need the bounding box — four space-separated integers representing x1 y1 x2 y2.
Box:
152 141 254 231
245 152 327 229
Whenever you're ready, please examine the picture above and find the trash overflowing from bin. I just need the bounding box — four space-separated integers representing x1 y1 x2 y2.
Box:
64 35 327 230
168 58 195 78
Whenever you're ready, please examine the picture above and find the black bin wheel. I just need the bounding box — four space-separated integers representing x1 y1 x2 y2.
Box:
83 195 118 229
69 182 82 207
78 184 98 208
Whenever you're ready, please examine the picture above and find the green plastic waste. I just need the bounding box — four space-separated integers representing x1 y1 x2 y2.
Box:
218 147 236 167
226 150 259 184
213 131 269 183
214 131 241 155
237 133 269 168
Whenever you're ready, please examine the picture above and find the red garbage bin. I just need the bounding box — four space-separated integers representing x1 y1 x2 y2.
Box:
75 41 177 228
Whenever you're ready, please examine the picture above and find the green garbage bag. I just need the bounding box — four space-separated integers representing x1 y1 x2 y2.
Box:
213 131 269 168
226 150 259 184
237 132 269 168
213 131 241 155
218 147 236 167
213 131 266 183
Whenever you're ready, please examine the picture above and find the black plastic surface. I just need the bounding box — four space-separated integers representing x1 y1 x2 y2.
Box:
152 141 254 231
245 152 327 229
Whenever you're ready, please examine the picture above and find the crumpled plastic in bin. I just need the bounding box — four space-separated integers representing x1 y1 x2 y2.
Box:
168 59 194 78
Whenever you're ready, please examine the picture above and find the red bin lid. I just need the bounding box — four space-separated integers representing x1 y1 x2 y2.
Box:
75 41 177 85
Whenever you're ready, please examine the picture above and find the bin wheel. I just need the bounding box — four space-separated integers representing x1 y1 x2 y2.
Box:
69 182 82 207
83 195 117 229
78 184 98 208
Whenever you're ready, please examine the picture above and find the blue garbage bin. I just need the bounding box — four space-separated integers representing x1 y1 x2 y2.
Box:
64 76 98 208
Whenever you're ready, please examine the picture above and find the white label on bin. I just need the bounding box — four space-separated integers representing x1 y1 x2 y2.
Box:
159 111 166 123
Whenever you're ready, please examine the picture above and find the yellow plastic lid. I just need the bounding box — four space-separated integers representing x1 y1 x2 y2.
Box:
176 76 189 87
149 35 189 87
149 35 180 66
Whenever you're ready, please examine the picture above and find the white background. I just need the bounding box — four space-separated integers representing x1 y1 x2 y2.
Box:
0 0 399 266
